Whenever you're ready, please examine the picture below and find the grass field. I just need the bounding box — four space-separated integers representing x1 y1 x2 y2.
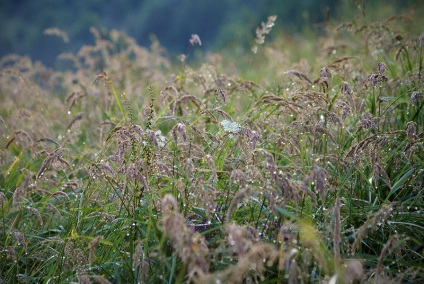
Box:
1 6 423 284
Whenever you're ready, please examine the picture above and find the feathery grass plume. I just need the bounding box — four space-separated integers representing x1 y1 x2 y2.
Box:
171 122 187 145
376 234 399 282
13 231 27 254
283 70 313 85
58 52 83 69
358 116 378 133
196 183 216 220
352 202 393 253
13 231 25 245
161 194 210 280
324 110 342 127
328 56 356 69
300 175 318 204
336 100 352 121
122 161 149 193
7 246 17 262
293 90 329 105
373 163 391 189
377 62 388 75
46 203 62 218
63 241 75 267
66 112 84 131
238 134 254 163
98 160 114 176
190 125 207 144
184 157 195 180
212 108 233 121
204 154 217 184
369 73 388 88
406 121 417 142
333 197 341 263
205 131 221 146
28 207 43 225
12 187 25 207
277 224 299 269
14 130 34 147
202 224 277 282
88 236 102 266
229 169 247 190
226 186 251 222
343 259 364 283
1 68 40 96
132 243 150 284
0 192 8 207
314 123 337 143
201 109 218 122
252 15 277 54
174 93 203 115
92 71 126 120
345 135 376 161
3 136 16 150
51 190 71 202
419 33 424 47
409 91 423 105
199 243 278 284
146 129 159 149
215 88 226 104
0 114 7 131
318 66 332 90
226 222 248 256
262 150 278 186
37 137 61 147
37 148 70 179
314 167 329 206
340 81 353 96
299 221 332 275
160 85 178 115
131 124 144 140
43 27 69 43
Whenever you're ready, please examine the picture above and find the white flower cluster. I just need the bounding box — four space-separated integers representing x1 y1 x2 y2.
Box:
221 120 241 134
155 130 166 147
142 130 166 147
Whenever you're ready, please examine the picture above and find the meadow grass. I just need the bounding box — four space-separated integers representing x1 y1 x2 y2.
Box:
1 9 423 284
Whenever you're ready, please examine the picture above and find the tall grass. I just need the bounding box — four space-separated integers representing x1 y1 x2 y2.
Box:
1 9 423 284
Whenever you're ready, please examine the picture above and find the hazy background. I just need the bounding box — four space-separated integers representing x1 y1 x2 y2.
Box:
0 0 421 67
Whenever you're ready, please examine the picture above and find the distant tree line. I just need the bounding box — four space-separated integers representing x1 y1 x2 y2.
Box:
0 0 420 66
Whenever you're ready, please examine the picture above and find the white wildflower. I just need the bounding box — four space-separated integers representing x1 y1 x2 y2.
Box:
221 120 241 134
155 130 166 147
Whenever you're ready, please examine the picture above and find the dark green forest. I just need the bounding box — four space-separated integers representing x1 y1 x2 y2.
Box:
1 0 421 66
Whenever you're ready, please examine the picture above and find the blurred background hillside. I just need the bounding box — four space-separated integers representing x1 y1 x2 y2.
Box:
0 0 422 67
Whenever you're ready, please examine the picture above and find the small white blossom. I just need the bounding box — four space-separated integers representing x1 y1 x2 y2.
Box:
155 130 166 147
221 120 241 134
189 34 202 46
